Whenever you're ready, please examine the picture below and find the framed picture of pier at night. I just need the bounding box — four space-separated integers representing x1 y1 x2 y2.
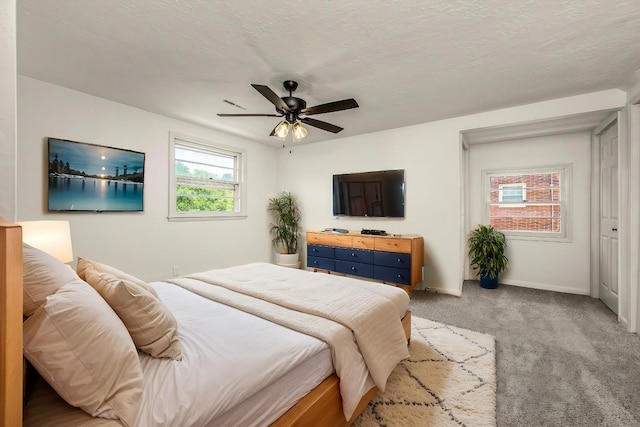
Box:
47 138 145 212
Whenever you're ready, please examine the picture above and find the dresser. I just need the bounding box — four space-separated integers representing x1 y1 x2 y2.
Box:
306 231 424 291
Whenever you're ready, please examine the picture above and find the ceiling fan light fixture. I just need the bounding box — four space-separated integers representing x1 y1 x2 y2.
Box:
292 122 307 142
274 120 290 140
218 81 358 140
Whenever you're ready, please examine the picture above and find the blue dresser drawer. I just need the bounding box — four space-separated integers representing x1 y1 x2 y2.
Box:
335 260 374 279
307 244 335 258
374 251 411 268
374 265 411 285
334 247 374 264
307 256 335 271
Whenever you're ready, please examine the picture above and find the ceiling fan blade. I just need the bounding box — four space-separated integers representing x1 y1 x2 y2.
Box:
217 113 281 117
251 84 290 112
301 117 344 133
300 98 358 116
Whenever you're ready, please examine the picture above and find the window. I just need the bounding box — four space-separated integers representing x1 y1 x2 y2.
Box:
483 165 571 240
169 132 246 220
498 183 526 203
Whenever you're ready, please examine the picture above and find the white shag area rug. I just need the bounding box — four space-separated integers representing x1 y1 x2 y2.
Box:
353 316 496 427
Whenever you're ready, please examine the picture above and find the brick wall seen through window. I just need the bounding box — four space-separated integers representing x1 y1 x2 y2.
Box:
486 168 566 237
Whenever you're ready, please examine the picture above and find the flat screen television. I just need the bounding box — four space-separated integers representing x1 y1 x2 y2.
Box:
333 169 405 217
48 138 145 212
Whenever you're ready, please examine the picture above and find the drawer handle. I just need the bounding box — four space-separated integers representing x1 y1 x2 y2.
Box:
397 258 401 262
397 274 402 278
351 253 356 257
351 266 356 271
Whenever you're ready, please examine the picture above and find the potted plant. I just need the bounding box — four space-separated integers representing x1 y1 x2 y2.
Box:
468 224 508 289
268 191 301 268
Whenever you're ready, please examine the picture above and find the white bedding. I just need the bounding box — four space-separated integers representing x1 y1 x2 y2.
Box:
25 281 334 427
170 262 410 420
24 263 410 426
136 282 333 426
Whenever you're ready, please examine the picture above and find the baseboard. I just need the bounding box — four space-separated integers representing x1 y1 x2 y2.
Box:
501 279 591 295
619 315 629 330
424 286 462 297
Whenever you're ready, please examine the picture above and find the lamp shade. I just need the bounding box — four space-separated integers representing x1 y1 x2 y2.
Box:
17 220 74 263
292 122 308 142
274 120 290 140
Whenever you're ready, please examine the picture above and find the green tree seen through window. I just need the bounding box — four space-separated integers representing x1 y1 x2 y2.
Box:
175 161 235 212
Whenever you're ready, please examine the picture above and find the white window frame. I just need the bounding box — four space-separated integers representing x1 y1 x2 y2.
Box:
498 182 527 208
482 164 572 242
498 182 527 203
169 132 247 221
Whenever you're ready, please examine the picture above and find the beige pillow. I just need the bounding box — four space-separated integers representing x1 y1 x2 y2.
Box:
85 269 182 360
23 242 80 316
23 280 143 427
76 257 158 298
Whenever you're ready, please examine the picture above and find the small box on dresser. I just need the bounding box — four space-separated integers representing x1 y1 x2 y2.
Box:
306 231 424 292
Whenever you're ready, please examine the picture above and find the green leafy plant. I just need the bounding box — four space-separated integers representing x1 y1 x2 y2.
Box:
468 224 508 280
268 191 301 255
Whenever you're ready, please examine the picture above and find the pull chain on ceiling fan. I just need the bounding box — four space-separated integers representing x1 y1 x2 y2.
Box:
217 80 358 142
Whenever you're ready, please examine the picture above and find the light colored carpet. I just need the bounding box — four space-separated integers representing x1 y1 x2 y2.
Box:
353 316 496 427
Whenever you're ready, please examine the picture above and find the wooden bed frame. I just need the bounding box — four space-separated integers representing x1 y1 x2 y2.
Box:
0 218 410 427
1 218 23 426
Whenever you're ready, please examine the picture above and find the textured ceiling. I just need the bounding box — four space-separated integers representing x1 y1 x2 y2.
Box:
16 0 640 147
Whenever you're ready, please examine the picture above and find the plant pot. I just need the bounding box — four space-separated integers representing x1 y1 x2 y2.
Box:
276 253 300 269
480 273 499 289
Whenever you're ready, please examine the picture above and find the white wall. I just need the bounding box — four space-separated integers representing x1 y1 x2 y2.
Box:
625 73 640 332
17 77 279 281
14 76 628 294
0 0 16 220
278 90 626 296
467 132 592 294
627 70 640 105
278 120 462 293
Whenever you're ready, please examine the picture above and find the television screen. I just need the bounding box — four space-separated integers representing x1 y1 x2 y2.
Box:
48 138 145 212
333 169 405 217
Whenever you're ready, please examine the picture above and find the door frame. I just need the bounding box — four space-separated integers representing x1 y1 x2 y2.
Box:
591 109 630 327
628 99 640 334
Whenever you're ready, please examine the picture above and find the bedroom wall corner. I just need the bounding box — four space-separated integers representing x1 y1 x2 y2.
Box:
625 73 640 333
467 132 592 295
16 76 280 281
276 121 464 295
0 0 17 220
626 70 640 106
275 90 626 296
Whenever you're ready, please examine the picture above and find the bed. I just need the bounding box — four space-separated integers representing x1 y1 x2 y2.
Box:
0 218 411 426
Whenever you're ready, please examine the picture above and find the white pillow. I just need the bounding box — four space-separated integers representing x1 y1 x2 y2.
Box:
23 280 143 427
85 269 182 360
23 242 80 317
77 257 159 298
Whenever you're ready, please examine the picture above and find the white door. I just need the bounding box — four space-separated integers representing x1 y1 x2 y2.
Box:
599 120 619 314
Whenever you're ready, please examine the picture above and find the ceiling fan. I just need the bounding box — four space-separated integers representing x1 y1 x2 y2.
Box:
217 80 359 142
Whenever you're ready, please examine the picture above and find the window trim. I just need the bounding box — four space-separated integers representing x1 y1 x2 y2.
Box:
498 183 526 208
482 164 572 242
168 132 247 221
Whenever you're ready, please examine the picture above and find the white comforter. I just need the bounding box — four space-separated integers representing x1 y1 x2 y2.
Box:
134 281 334 426
24 281 334 427
169 262 410 419
23 263 410 426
